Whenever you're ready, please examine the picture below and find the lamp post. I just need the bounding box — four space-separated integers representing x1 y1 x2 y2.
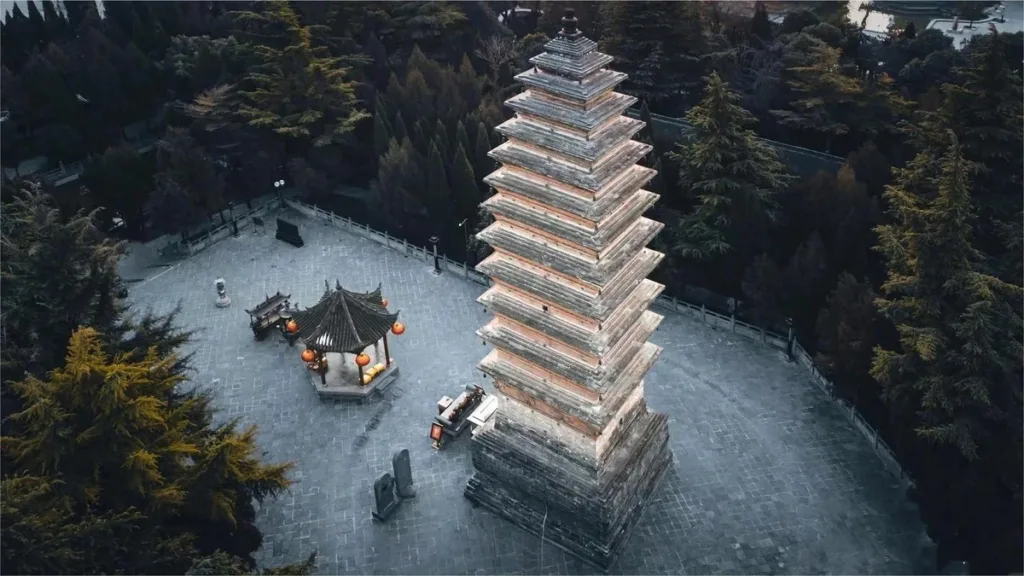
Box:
785 317 794 362
274 179 286 201
429 236 441 275
457 218 470 264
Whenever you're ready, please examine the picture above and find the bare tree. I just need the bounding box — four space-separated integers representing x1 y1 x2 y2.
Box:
475 35 519 82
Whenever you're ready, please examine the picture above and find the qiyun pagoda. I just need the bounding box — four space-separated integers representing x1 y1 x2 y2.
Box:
465 9 672 570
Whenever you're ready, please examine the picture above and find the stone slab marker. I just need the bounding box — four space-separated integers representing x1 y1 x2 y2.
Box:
371 472 400 522
464 8 673 570
392 448 416 498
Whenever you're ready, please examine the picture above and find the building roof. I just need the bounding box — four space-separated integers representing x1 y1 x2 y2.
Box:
290 281 399 354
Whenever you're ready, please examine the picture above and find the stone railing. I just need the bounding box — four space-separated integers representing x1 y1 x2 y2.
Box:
182 196 285 256
191 195 915 491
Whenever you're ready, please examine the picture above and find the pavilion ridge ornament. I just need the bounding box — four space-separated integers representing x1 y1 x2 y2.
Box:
464 9 672 570
214 278 231 308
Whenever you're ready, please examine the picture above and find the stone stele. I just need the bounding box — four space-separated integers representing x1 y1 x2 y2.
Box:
464 9 673 571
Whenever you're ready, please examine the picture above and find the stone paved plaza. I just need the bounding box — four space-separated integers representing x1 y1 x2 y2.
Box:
123 208 931 575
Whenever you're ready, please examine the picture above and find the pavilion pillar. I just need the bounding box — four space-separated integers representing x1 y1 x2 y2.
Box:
383 334 391 365
357 362 365 385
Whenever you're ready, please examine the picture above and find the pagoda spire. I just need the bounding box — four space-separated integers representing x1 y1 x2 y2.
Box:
464 7 673 570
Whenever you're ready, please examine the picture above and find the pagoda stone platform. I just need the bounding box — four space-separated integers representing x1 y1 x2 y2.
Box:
306 345 399 401
466 398 672 569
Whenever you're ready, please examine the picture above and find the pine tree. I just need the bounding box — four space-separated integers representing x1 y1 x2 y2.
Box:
872 133 1022 459
638 99 655 143
83 144 155 237
783 231 829 321
149 128 224 235
2 327 294 574
449 142 480 226
41 0 67 42
233 1 369 148
424 140 454 243
872 133 1023 574
668 73 792 264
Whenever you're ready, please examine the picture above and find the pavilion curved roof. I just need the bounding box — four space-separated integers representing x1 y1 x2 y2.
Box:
290 281 399 354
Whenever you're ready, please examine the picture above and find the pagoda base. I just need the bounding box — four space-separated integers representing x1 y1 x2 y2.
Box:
465 408 672 570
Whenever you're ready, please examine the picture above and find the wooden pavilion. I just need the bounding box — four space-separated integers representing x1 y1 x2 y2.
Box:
288 281 405 400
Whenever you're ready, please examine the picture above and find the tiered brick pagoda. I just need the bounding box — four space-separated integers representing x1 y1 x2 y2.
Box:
464 10 672 570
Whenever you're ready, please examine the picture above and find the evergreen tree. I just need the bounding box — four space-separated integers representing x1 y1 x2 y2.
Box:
25 0 48 49
1 474 146 575
373 100 393 159
0 184 124 423
149 128 225 236
433 118 451 161
872 135 1023 573
750 1 773 43
424 140 454 244
783 231 829 332
41 0 67 41
375 138 426 233
740 253 786 327
233 1 369 148
638 99 655 143
454 120 472 163
599 1 707 113
2 327 295 574
815 272 878 409
411 118 431 157
449 142 480 227
668 73 792 268
84 144 155 237
472 120 494 182
392 110 409 143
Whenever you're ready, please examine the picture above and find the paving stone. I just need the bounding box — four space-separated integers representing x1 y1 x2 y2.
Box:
123 209 931 575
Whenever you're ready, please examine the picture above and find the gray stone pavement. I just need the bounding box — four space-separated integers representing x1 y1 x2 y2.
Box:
123 208 931 575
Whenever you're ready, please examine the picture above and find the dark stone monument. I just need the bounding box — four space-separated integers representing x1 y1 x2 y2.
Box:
392 449 415 498
275 218 304 247
372 472 400 521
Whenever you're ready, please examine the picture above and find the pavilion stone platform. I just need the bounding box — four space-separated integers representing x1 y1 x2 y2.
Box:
306 347 400 401
465 10 672 571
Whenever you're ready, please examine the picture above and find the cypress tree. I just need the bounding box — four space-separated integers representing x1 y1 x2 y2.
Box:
425 141 454 243
373 104 393 159
473 121 494 183
41 0 67 41
454 120 472 163
434 118 451 161
392 110 408 143
25 0 48 48
412 118 430 157
449 142 480 226
638 99 655 143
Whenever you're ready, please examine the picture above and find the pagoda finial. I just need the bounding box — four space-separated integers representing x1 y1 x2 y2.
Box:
559 8 581 38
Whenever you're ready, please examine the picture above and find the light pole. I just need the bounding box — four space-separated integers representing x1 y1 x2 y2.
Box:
429 236 441 275
274 179 286 201
457 218 470 264
785 317 794 362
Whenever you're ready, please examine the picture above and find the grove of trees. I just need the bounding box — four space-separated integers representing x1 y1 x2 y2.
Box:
1 1 1020 574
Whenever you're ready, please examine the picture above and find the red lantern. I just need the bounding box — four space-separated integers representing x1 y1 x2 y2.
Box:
355 353 371 367
301 349 316 362
392 322 406 335
381 297 389 308
286 320 299 333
